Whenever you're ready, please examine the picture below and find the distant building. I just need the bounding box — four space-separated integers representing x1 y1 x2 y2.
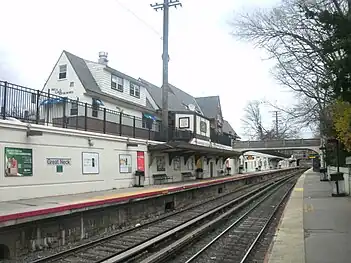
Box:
41 50 239 147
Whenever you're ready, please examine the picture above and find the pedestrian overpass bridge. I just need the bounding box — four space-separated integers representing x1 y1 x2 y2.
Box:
232 138 321 153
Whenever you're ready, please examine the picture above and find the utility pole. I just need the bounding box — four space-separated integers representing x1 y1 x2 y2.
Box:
151 0 182 141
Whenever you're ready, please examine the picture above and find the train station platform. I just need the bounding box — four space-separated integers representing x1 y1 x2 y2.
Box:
267 169 351 263
0 169 291 227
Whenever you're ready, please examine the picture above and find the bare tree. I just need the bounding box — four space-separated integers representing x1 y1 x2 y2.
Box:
230 0 347 134
242 100 300 140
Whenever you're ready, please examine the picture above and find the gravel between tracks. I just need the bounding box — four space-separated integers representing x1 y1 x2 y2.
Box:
244 191 290 263
6 178 278 263
165 176 297 263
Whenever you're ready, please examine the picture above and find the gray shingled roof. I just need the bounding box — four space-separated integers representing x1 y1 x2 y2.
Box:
139 78 203 113
64 51 101 94
63 51 154 111
223 120 235 135
195 96 220 119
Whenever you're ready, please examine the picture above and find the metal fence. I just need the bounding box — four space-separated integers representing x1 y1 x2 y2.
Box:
0 81 163 141
233 138 321 149
0 80 234 147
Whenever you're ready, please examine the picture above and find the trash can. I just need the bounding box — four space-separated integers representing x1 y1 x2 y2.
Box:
330 172 346 197
195 168 204 179
319 168 328 181
238 166 243 174
134 170 145 187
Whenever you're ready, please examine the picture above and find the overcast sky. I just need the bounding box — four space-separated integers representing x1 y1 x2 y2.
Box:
0 0 313 138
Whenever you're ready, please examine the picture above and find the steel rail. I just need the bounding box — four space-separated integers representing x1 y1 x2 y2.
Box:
101 172 301 263
184 176 298 263
30 172 291 263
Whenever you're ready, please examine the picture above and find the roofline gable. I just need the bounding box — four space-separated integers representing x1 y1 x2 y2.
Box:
41 50 65 92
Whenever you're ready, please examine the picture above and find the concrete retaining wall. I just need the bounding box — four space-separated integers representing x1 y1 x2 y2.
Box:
0 120 153 201
0 169 295 259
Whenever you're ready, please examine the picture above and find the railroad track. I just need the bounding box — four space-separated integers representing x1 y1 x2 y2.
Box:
29 170 300 263
151 171 300 263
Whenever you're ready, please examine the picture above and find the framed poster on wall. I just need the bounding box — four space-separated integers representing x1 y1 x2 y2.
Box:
82 152 100 174
156 156 166 172
119 154 132 173
137 151 145 171
4 147 33 177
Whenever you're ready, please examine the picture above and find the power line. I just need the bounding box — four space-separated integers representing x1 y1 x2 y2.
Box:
270 110 281 138
113 0 162 40
151 0 182 141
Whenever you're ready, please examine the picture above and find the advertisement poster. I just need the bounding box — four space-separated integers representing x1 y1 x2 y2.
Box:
82 152 99 174
5 147 33 177
137 151 145 172
119 154 132 173
156 156 166 172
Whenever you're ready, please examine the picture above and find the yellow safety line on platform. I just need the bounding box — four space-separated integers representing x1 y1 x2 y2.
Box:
294 188 304 192
62 175 246 205
66 187 172 205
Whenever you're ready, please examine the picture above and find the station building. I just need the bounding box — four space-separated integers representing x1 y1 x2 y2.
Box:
0 51 291 202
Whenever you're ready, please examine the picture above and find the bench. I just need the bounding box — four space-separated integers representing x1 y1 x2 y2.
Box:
153 174 174 185
181 172 195 181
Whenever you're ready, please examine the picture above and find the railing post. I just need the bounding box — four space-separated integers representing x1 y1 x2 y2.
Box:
62 98 66 128
46 89 50 126
75 100 79 129
132 116 136 138
2 81 7 120
103 108 106 134
36 90 40 124
84 103 88 131
119 112 122 136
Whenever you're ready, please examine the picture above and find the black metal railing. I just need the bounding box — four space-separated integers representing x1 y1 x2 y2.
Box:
210 128 233 147
0 81 162 141
0 80 234 147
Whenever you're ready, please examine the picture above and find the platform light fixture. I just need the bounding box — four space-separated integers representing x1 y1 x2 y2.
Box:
88 137 94 146
126 138 138 147
26 124 43 137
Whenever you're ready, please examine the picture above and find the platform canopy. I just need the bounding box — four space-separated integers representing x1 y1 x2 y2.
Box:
148 141 241 165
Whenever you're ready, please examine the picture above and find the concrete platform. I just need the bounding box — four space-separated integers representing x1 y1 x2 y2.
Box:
0 168 290 227
267 169 351 263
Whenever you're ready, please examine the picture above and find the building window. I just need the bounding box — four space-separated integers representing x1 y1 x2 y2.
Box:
59 65 67 79
142 115 153 129
70 99 79 116
70 81 74 87
112 75 124 92
130 83 140 98
31 93 36 104
200 120 207 133
92 98 102 118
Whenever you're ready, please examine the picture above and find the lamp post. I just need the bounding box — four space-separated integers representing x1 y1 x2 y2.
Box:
319 145 328 181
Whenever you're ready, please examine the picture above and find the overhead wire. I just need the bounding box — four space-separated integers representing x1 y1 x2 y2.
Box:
113 0 163 40
112 0 192 108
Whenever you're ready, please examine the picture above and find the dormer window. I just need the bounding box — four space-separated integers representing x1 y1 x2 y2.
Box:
112 75 124 92
59 65 67 79
130 83 140 98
